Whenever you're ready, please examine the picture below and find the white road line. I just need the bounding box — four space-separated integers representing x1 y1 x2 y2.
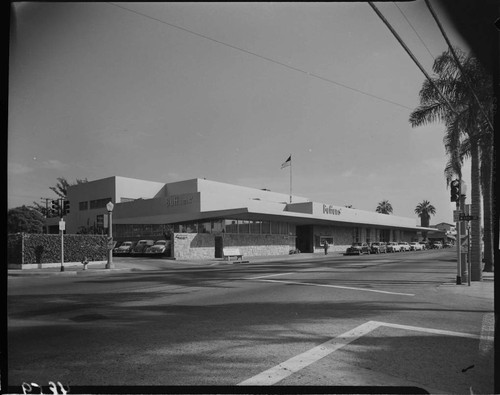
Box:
479 313 495 355
245 272 296 280
372 321 482 339
238 321 382 386
238 320 481 386
254 278 416 296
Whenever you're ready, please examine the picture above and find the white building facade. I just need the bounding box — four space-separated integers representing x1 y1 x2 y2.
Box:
62 176 432 259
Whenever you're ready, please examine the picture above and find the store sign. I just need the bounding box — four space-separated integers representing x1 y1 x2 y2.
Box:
323 205 342 215
165 194 195 208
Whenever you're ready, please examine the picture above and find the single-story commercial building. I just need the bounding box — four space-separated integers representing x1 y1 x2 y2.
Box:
52 176 434 259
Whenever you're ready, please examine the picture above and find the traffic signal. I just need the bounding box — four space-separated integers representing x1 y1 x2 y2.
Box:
63 200 70 215
51 199 61 217
450 180 460 202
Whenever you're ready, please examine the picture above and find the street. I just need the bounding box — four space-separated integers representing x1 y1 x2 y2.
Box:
7 249 494 393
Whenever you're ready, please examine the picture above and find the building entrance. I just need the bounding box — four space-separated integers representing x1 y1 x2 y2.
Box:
296 225 314 253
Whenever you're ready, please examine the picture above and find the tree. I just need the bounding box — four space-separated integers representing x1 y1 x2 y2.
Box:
376 200 393 215
32 177 88 217
8 206 45 233
414 200 436 228
409 48 493 280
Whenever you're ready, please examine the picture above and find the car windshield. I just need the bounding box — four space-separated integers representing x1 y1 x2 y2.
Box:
155 241 167 245
122 242 132 246
351 243 362 246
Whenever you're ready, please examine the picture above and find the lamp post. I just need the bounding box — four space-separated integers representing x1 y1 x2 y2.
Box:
105 201 114 269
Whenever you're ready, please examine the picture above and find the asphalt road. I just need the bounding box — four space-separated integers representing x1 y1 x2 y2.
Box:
7 249 494 393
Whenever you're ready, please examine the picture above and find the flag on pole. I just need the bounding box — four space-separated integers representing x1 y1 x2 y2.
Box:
281 155 291 169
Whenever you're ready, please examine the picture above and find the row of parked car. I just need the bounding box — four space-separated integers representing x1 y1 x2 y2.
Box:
345 241 452 255
113 239 172 257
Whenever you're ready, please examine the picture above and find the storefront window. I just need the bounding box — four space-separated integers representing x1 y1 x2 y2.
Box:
250 221 261 234
198 221 211 233
225 219 238 234
239 220 250 234
262 221 270 234
212 220 224 233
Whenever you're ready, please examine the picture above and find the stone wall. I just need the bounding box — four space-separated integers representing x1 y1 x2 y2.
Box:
8 233 108 266
172 233 296 260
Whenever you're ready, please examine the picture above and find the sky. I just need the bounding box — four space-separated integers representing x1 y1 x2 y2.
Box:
9 1 476 225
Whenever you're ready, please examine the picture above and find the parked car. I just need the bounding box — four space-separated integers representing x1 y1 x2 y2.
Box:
444 242 453 248
409 242 423 251
419 242 428 250
387 242 402 253
398 242 411 252
113 241 135 256
345 242 371 255
370 242 387 254
130 240 155 256
431 241 443 249
145 240 172 257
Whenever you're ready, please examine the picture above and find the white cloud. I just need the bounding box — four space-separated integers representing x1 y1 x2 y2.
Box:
40 159 68 170
8 162 33 175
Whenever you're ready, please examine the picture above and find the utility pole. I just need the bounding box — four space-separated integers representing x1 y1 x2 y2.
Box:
40 197 52 233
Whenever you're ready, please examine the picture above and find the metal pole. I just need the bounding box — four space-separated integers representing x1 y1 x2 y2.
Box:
60 218 64 272
289 157 292 204
456 199 461 284
60 198 65 272
460 195 468 283
468 224 471 286
106 210 114 269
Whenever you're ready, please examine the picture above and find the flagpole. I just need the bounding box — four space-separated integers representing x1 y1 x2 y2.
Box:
289 154 292 204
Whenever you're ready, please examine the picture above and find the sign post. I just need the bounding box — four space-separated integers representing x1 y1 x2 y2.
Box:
105 202 114 269
59 219 65 272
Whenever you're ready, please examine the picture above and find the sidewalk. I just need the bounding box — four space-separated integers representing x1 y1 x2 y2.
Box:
7 252 324 277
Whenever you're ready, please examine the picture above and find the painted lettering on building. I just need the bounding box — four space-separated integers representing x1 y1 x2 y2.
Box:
166 194 194 207
323 205 342 215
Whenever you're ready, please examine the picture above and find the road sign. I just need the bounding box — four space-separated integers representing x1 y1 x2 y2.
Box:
59 220 65 231
459 214 474 221
453 210 461 222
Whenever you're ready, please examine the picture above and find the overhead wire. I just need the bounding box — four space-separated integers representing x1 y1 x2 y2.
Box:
423 0 494 133
393 2 435 61
368 2 458 116
107 2 413 110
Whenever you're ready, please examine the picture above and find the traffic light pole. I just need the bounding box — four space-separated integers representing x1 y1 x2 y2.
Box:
456 198 461 285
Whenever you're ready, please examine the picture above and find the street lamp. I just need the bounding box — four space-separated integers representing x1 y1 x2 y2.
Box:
106 201 114 269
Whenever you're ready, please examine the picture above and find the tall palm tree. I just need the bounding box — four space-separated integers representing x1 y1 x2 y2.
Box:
376 200 393 215
414 200 436 228
409 48 493 280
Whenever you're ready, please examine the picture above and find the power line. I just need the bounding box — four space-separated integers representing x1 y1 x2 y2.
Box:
107 2 413 110
424 0 494 133
393 2 435 61
368 2 458 116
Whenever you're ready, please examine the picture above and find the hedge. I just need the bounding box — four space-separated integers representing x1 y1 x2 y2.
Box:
7 233 108 265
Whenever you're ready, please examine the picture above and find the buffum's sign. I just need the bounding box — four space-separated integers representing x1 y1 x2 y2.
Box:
165 194 194 207
323 205 342 215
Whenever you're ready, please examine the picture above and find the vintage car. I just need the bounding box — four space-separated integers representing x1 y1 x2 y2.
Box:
130 239 155 256
145 240 172 257
370 242 387 254
386 242 402 253
409 242 424 251
419 242 428 250
113 241 135 256
345 242 371 255
444 242 454 248
399 242 411 252
431 241 443 249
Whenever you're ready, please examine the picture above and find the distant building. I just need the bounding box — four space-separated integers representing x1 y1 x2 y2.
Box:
48 176 435 259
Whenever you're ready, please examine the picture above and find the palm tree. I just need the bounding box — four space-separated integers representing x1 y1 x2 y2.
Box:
409 48 493 280
414 200 436 229
376 200 393 215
